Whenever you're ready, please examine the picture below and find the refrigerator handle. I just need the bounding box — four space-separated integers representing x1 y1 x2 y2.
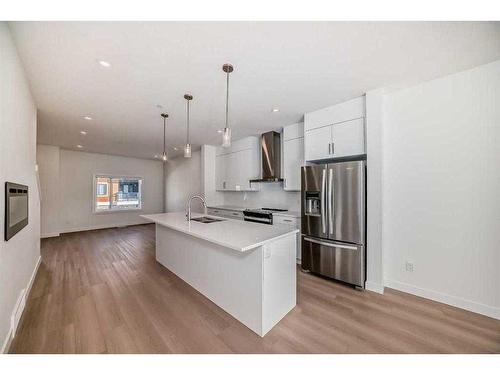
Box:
328 168 334 235
321 168 326 234
304 237 358 251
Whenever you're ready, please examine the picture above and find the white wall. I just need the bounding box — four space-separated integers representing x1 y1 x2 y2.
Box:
36 145 60 237
382 60 500 319
36 147 164 234
0 23 41 352
365 89 385 294
169 148 300 213
222 185 300 211
165 151 203 213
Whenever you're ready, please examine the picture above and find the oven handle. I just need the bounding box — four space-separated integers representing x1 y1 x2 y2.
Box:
303 237 358 251
244 217 272 224
321 168 326 234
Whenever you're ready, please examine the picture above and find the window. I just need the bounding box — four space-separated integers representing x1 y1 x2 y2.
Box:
94 175 142 212
97 183 108 196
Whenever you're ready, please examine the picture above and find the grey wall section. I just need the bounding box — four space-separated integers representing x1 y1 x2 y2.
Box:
164 151 203 213
0 23 41 351
36 144 60 237
36 147 165 234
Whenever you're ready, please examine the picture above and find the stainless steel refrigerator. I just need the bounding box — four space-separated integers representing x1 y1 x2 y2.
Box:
301 160 366 287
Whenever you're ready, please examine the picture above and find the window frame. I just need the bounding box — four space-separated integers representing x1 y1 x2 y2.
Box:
92 174 143 214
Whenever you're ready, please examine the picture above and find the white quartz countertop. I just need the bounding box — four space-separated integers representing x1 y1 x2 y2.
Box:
141 212 299 252
207 205 301 218
273 211 301 218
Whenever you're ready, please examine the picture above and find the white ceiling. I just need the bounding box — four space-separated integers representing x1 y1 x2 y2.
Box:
9 21 500 160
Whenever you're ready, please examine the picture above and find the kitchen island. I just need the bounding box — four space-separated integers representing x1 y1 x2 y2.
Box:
141 212 298 337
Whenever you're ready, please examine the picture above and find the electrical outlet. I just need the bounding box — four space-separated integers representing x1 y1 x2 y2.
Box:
405 261 414 272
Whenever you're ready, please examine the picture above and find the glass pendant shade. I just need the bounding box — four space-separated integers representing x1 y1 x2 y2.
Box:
184 143 191 158
221 63 233 148
160 113 169 162
222 127 231 148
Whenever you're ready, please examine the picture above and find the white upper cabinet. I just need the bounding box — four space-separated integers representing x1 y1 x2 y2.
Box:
331 118 365 158
304 96 366 162
304 125 332 161
215 136 260 191
282 122 304 191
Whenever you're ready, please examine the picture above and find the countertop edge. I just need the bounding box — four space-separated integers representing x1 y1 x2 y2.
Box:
141 214 299 252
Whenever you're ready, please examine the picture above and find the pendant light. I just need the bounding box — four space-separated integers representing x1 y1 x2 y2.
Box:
183 94 193 158
160 113 168 162
222 63 233 148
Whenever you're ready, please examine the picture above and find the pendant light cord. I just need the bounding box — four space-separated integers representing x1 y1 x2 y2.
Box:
163 116 166 155
225 70 229 129
187 99 190 144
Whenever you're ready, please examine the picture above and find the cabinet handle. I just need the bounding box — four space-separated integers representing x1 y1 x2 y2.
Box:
328 143 331 155
223 181 226 189
283 219 292 222
232 213 238 216
331 142 334 154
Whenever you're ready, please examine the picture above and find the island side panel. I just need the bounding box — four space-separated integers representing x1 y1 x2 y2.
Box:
155 223 264 336
262 233 297 336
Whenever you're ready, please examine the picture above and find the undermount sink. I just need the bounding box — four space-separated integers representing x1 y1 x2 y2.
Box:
190 216 225 224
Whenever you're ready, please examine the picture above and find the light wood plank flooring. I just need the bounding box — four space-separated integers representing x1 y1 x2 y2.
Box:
9 224 500 353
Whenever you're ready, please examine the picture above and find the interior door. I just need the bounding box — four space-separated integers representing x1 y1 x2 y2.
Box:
327 160 365 244
304 126 332 161
301 165 328 239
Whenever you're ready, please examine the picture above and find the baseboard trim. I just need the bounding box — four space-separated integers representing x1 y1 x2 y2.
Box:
1 256 41 354
365 280 385 294
41 232 60 239
384 279 500 320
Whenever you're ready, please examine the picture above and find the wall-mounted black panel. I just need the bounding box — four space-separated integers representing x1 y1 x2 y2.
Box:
5 182 29 241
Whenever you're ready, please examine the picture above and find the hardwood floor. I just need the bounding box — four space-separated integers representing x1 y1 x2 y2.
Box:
9 224 500 354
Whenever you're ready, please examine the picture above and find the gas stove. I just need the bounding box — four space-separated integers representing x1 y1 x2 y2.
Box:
243 208 288 225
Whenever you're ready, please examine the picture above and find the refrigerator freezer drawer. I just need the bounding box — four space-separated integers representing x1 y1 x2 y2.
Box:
301 236 365 287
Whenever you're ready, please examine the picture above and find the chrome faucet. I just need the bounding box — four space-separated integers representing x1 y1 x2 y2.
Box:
186 195 207 221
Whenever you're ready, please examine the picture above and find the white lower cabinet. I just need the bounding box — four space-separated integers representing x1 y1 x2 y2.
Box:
273 215 301 263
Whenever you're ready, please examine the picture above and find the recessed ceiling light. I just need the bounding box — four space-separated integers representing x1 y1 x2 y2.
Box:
217 129 223 133
272 108 280 113
77 145 83 149
97 60 111 68
154 154 159 158
80 131 87 135
83 116 92 121
174 147 178 151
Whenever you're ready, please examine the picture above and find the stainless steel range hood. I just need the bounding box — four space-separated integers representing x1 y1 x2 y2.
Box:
250 131 283 183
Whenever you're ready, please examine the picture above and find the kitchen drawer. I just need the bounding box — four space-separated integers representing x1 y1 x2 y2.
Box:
273 215 299 227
